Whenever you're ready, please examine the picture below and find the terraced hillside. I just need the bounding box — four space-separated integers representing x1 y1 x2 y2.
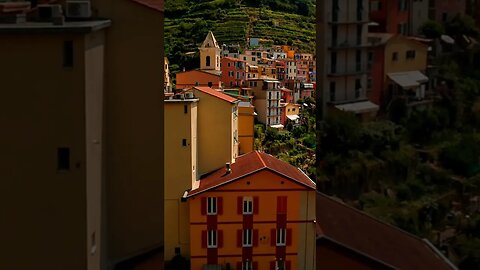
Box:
165 0 315 74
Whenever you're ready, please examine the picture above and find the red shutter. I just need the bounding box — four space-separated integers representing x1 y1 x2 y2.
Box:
237 229 242 247
253 229 259 247
286 228 292 246
270 229 276 246
201 197 207 215
286 261 291 270
253 196 259 215
253 261 258 270
218 197 223 215
201 230 207 248
237 196 243 215
237 262 242 270
218 230 224 248
270 261 276 270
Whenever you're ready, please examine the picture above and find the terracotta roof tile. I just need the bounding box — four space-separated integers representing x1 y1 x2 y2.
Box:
130 0 163 12
193 87 239 103
316 193 456 270
223 57 245 62
187 151 315 197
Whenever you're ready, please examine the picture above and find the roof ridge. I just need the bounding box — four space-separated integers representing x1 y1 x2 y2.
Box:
256 151 267 168
316 192 439 247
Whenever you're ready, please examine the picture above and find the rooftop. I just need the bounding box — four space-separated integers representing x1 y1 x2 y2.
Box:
316 192 456 270
186 151 315 197
189 87 239 104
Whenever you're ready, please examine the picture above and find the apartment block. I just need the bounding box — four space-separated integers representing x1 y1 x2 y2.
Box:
248 78 283 127
320 0 379 119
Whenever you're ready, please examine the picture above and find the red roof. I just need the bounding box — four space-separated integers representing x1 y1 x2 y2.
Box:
316 193 456 270
187 151 316 197
192 87 239 104
130 0 164 12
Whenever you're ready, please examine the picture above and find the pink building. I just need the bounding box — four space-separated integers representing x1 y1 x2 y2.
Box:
429 0 466 23
221 57 247 87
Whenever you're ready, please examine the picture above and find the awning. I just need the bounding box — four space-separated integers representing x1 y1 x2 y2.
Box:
287 115 300 121
335 101 379 114
387 71 428 89
270 124 284 129
441 35 455 44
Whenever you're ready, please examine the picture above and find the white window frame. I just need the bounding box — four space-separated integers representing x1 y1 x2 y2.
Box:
207 197 217 215
207 230 217 248
242 261 253 270
243 229 252 247
276 228 286 246
243 197 253 214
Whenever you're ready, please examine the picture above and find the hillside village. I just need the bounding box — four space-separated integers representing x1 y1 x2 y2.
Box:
164 0 480 269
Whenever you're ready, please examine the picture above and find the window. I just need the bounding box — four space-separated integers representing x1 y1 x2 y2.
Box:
357 0 363 20
57 147 70 170
332 0 339 21
406 50 416 60
182 139 187 146
329 82 336 102
357 24 362 45
63 40 73 67
355 79 362 98
331 25 338 47
392 52 398 61
91 232 96 255
243 229 252 247
330 52 337 73
276 228 286 246
356 50 362 71
228 62 231 67
252 57 256 61
206 56 211 67
207 197 217 215
242 261 252 270
207 230 217 248
243 197 253 214
184 104 188 114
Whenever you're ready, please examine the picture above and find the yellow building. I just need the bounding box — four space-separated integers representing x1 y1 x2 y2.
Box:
238 102 256 155
164 87 240 262
164 97 199 261
185 87 240 176
1 0 165 269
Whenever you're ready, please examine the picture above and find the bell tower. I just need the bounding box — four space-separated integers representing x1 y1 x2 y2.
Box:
199 31 221 71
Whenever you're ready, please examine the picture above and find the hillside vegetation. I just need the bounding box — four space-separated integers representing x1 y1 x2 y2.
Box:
165 0 315 74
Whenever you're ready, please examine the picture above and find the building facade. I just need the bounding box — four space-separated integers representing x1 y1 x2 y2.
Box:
320 0 379 117
248 78 283 127
221 57 247 87
186 151 316 270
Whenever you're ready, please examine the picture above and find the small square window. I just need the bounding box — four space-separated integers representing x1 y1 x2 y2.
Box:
182 139 187 146
392 52 399 61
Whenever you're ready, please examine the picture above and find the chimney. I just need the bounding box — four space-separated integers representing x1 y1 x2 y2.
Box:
225 162 231 174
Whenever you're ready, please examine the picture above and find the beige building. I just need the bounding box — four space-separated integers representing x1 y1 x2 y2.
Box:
0 0 165 269
319 0 379 117
248 78 283 127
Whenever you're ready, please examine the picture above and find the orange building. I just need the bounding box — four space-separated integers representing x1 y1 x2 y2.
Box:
175 69 222 91
184 151 316 270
